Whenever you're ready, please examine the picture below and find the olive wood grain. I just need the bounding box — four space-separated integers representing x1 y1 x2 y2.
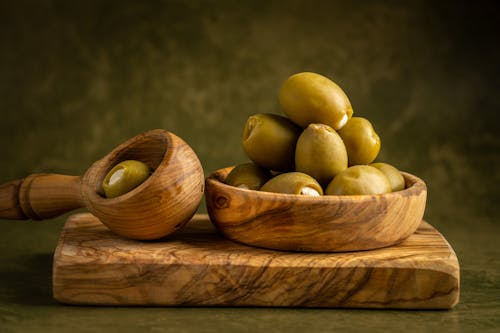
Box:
0 179 26 218
0 129 204 240
52 213 459 309
20 174 83 220
205 167 427 252
0 174 85 220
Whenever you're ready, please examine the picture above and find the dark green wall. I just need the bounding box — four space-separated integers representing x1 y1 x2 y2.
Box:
1 0 498 231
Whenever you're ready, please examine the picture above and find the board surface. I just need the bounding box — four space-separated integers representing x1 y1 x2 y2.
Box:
53 213 459 309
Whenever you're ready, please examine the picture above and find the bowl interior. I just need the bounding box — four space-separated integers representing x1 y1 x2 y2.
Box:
208 166 423 202
91 130 169 197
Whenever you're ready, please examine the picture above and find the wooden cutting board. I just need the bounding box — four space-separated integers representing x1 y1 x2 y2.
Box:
52 213 459 309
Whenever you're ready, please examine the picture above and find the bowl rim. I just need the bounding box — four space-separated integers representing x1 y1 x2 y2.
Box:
206 166 426 204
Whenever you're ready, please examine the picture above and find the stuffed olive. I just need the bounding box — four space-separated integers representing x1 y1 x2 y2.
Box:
102 160 151 198
225 163 272 190
370 162 405 191
279 72 353 130
260 172 323 196
295 123 348 186
337 117 381 166
325 165 391 195
242 113 301 171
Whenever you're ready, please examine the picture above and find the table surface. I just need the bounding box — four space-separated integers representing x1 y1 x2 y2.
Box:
1 212 498 333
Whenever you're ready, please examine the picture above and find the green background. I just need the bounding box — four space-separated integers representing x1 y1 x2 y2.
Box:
0 0 498 332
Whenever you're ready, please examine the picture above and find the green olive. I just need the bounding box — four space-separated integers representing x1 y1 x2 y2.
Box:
295 123 348 186
337 117 381 166
370 162 405 191
242 113 301 171
278 72 353 130
325 165 391 195
260 172 323 196
102 160 151 198
225 163 272 190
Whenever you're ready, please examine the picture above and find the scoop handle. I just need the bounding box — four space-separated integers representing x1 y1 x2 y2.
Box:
0 174 84 220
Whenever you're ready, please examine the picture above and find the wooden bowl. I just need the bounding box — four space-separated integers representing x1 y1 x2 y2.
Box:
81 129 205 240
205 167 427 252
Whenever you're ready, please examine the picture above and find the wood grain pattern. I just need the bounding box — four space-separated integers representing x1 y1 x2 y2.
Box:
0 129 204 240
205 167 427 252
80 129 204 240
0 179 26 218
18 174 83 219
53 213 459 309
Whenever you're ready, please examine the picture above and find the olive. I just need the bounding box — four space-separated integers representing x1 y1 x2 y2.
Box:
370 162 405 191
295 123 348 186
278 72 353 130
325 165 391 195
260 172 323 196
225 163 272 190
242 113 301 171
337 117 381 166
102 160 151 198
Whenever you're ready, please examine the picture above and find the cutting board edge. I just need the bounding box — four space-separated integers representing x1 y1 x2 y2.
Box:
52 263 460 309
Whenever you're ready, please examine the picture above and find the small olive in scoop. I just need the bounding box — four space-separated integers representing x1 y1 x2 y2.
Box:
338 117 381 166
102 160 151 198
278 72 353 130
260 172 323 196
370 162 405 191
295 123 348 186
225 163 272 190
242 113 301 171
325 165 391 195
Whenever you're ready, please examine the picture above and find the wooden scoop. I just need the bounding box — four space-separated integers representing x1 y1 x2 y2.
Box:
0 129 204 240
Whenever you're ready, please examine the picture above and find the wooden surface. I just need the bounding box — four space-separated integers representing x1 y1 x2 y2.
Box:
53 213 459 309
0 174 84 220
79 129 204 240
206 167 427 252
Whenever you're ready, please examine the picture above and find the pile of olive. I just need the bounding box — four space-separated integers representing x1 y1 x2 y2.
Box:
226 72 405 196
